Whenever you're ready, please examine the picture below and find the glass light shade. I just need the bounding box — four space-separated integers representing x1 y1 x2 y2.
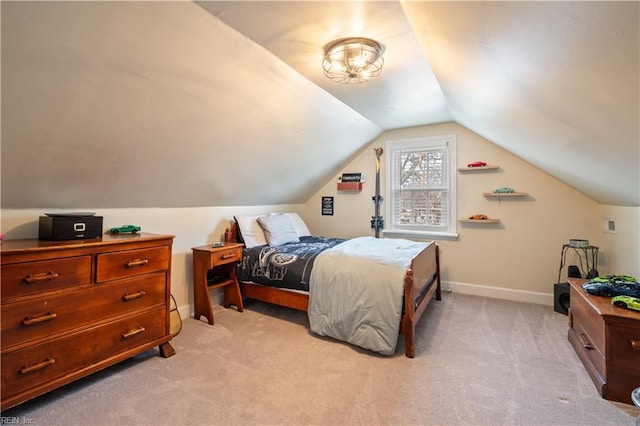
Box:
322 38 385 84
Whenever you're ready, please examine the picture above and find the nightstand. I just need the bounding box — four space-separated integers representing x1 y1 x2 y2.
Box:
192 242 244 325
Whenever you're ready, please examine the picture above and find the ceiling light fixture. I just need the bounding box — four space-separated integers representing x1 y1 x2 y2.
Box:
322 37 385 84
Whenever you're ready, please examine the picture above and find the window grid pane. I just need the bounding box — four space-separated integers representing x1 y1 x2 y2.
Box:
398 150 447 189
398 189 447 227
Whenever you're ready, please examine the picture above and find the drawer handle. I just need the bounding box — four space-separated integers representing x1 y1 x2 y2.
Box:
22 312 58 326
631 340 640 351
23 271 59 284
125 258 149 268
578 333 594 350
220 254 235 260
122 326 146 339
19 357 56 375
122 290 146 301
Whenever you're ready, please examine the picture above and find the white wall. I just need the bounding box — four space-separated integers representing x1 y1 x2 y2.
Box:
303 122 605 304
4 125 636 312
1 205 303 317
599 205 640 278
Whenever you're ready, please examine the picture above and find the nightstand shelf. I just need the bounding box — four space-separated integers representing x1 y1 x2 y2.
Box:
207 278 236 289
192 242 244 325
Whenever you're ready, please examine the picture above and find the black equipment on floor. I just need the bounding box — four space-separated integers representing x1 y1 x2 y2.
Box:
554 282 570 315
555 241 598 315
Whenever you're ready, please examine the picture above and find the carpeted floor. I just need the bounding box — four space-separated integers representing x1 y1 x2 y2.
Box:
3 293 639 425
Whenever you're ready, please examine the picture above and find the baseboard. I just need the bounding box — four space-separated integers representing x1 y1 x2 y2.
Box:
443 281 554 306
177 304 191 320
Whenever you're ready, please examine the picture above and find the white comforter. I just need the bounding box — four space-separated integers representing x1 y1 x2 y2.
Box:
307 236 430 356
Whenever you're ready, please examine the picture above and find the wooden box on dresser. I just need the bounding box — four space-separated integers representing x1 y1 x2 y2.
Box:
567 277 640 405
0 233 176 411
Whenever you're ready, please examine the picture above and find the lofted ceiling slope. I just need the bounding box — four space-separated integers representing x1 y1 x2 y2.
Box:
1 1 381 209
1 1 638 209
402 1 639 207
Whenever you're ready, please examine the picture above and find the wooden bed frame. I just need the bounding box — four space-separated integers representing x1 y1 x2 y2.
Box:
224 224 442 358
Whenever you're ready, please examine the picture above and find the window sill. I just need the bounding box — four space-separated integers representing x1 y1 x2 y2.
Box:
382 229 459 241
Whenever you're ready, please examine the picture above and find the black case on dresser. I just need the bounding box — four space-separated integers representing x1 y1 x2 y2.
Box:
38 215 103 240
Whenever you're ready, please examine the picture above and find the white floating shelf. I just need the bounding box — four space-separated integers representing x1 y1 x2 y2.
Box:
457 165 499 171
458 218 501 224
483 192 528 197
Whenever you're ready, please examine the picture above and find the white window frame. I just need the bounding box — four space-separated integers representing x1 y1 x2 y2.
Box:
383 135 458 240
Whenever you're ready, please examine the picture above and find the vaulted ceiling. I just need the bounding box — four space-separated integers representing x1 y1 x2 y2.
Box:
2 1 638 209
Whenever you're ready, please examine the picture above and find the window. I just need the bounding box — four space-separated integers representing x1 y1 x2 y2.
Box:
383 135 457 239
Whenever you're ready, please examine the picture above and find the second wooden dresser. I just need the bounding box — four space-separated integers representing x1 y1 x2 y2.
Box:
1 233 175 410
567 277 640 405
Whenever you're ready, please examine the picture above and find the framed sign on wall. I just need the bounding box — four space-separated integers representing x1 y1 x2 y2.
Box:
322 196 334 216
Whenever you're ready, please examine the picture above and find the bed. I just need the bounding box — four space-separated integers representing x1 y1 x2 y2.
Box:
224 213 441 358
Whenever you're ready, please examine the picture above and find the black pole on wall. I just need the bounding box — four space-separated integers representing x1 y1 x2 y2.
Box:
371 147 384 238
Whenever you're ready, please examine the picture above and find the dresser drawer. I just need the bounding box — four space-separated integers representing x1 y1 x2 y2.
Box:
210 247 242 267
1 307 166 401
1 273 167 350
96 246 169 283
606 322 640 404
608 323 640 376
569 287 606 357
1 256 92 300
572 318 607 378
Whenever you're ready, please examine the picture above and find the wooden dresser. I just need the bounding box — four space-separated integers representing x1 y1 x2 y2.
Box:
567 277 640 405
0 233 176 410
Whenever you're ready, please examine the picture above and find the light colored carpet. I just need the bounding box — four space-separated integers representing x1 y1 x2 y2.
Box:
3 293 639 425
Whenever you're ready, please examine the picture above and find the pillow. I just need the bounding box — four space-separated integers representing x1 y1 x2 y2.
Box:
234 215 268 248
282 212 311 237
257 214 300 246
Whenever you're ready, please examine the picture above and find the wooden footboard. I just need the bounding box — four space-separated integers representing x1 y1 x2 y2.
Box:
225 224 441 358
401 242 441 358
